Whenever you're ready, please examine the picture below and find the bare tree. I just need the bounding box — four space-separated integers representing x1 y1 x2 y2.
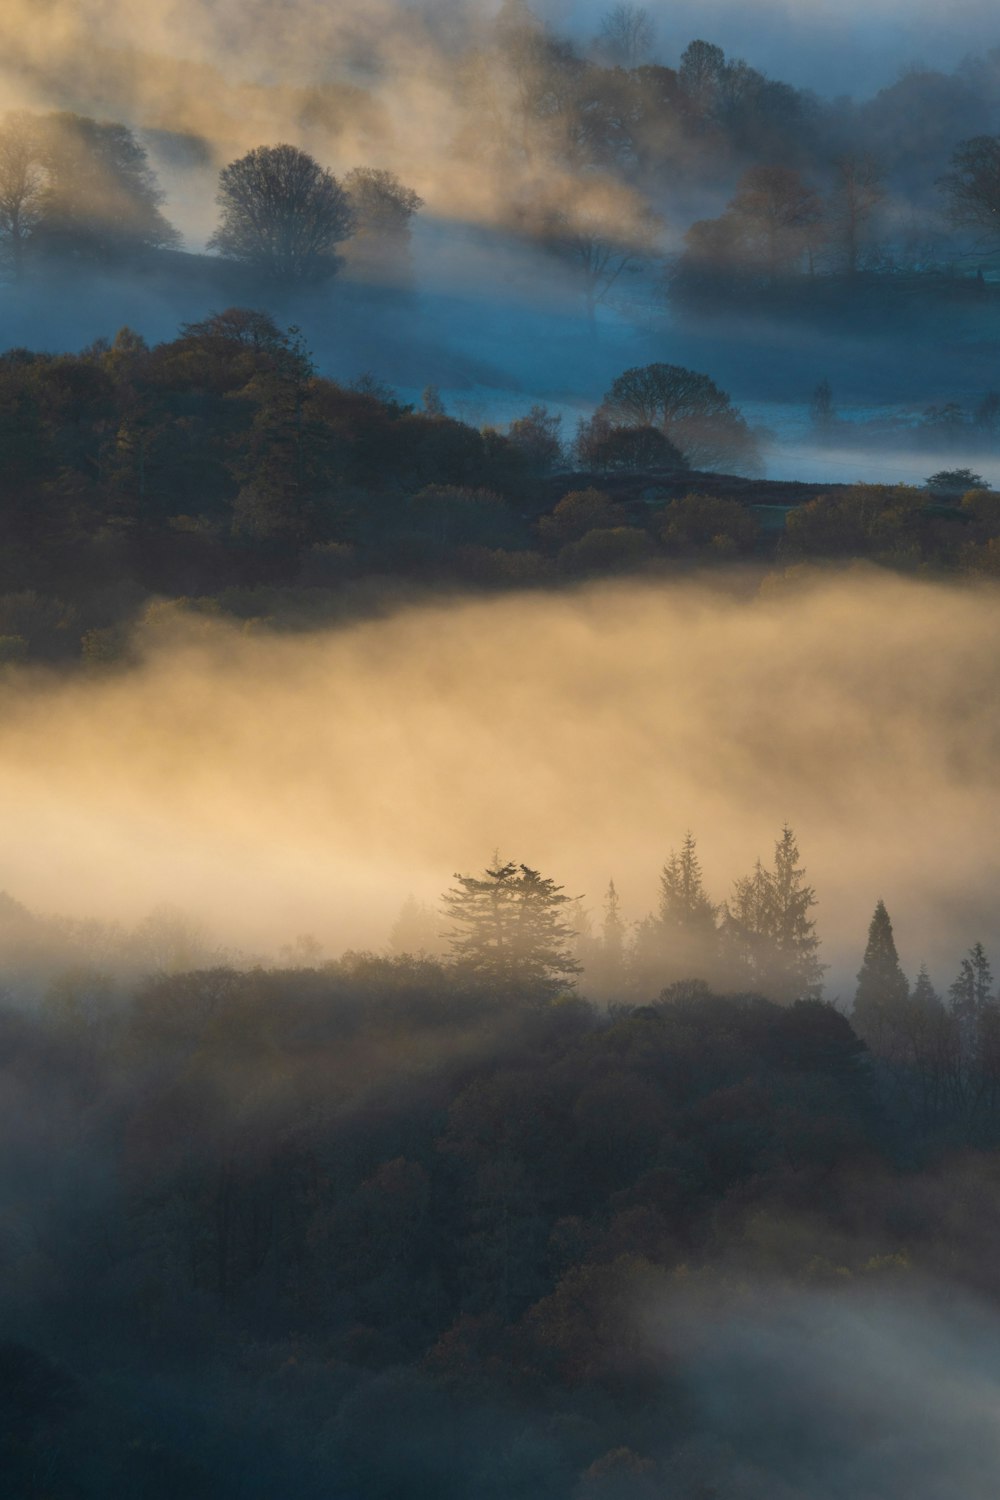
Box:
728 165 823 277
0 112 44 277
525 192 661 328
210 144 354 284
597 4 655 68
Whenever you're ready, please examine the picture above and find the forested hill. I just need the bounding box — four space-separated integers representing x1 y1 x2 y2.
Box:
4 903 1000 1496
1 311 1000 669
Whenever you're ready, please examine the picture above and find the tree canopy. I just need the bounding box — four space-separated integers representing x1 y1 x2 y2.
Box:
442 860 581 996
210 144 354 283
599 363 761 473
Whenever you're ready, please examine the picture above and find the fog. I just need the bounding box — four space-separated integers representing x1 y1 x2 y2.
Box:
0 569 995 993
644 1278 1000 1497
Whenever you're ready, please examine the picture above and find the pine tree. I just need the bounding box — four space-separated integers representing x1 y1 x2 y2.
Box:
442 860 581 997
853 900 909 1039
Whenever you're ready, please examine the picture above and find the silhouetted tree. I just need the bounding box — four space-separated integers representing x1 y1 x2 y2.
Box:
210 144 354 283
853 899 909 1045
723 826 824 1002
507 404 564 473
596 4 655 68
442 860 581 996
599 362 760 472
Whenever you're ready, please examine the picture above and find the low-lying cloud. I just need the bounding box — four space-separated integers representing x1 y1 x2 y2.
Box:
0 569 998 991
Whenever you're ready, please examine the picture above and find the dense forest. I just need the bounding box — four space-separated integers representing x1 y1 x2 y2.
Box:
5 834 1000 1497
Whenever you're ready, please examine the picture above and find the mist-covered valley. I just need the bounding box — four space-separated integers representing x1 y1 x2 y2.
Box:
6 2 1000 1497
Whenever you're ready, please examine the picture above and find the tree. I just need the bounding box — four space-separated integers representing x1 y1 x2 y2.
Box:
442 860 581 996
949 943 994 1023
0 112 44 277
343 167 423 243
939 136 1000 241
210 144 354 284
507 404 564 473
810 379 836 437
659 833 717 939
643 832 720 984
573 413 685 472
853 900 909 1044
596 5 655 68
727 165 822 278
598 363 760 473
925 467 988 495
679 40 727 116
526 194 662 328
722 827 824 1003
342 167 423 280
34 112 178 259
828 154 884 275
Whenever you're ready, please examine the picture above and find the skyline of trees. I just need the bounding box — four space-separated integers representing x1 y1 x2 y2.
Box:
2 22 1000 316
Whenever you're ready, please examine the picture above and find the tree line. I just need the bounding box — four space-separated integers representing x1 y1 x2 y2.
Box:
3 8 1000 320
0 110 422 283
435 835 1000 1148
3 308 1000 665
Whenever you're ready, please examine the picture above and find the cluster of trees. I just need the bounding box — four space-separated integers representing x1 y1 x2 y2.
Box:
5 831 1000 1492
437 829 824 1006
4 10 1000 323
6 306 1000 666
0 315 780 662
0 111 422 285
437 845 1000 1155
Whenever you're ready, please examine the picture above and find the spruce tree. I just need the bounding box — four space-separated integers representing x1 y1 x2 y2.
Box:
853 900 909 1037
722 827 824 1002
659 833 717 938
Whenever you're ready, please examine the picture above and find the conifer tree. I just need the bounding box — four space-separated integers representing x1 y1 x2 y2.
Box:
601 878 625 968
442 860 581 997
722 826 824 1002
659 832 717 938
911 962 941 1013
948 943 994 1023
853 899 909 1039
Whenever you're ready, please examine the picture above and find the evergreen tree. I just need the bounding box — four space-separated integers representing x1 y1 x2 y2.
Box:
722 826 824 1002
442 860 581 997
601 878 625 968
768 824 824 1001
911 962 942 1013
948 943 993 1022
853 899 909 1039
658 833 717 937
